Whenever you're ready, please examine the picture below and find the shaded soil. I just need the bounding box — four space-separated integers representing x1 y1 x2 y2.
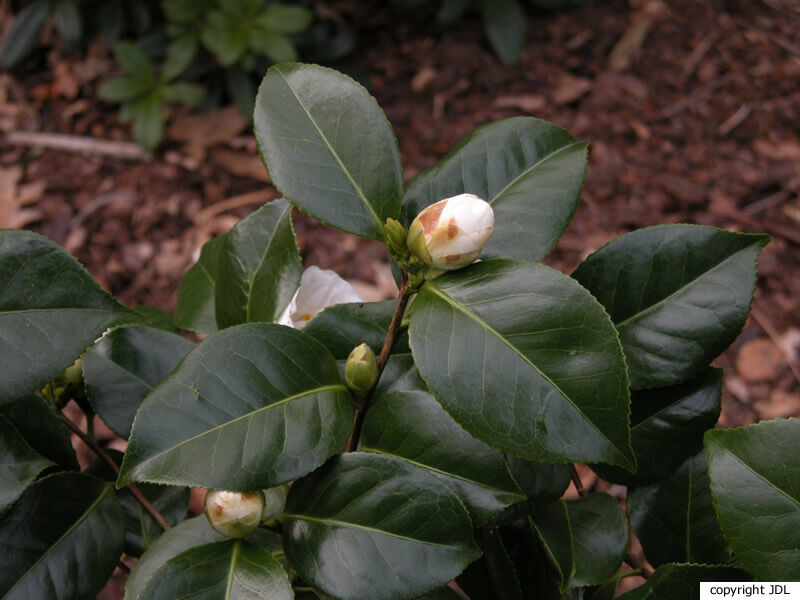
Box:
1 0 799 592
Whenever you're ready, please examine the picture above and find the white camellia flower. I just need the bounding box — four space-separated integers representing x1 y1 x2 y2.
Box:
203 490 265 538
407 193 494 270
277 265 364 329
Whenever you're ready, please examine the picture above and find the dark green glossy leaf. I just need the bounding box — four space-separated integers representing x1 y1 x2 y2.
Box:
628 449 730 568
0 230 137 404
113 41 154 78
493 458 571 523
479 527 524 600
254 63 403 240
140 539 293 600
249 31 298 62
0 0 49 69
175 233 226 333
304 299 405 358
98 75 152 102
705 418 800 580
162 81 204 105
572 225 769 389
402 117 587 262
413 588 464 600
88 449 190 557
408 259 633 467
592 368 722 486
0 393 78 469
482 0 526 65
0 415 54 515
201 12 249 66
162 35 198 81
83 325 194 438
119 324 352 490
130 92 163 151
303 299 424 396
52 0 82 46
215 199 301 329
259 4 313 33
362 390 525 524
437 0 469 26
458 520 561 600
126 515 228 600
131 304 178 331
283 453 480 600
0 472 125 600
531 493 628 588
616 564 750 600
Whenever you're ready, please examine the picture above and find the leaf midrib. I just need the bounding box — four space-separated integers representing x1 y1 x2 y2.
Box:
126 383 346 475
6 483 113 597
277 69 383 234
241 204 289 322
224 540 241 600
282 513 465 550
489 141 587 207
614 243 758 330
425 283 624 457
712 438 800 510
360 446 524 497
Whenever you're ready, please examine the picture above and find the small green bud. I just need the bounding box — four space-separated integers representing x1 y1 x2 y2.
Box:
384 218 410 263
204 489 265 538
407 194 494 270
345 343 379 395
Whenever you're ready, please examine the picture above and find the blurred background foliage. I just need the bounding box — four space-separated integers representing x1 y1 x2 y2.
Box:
0 0 581 149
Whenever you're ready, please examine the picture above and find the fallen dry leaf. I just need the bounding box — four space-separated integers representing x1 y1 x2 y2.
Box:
493 94 547 113
167 106 249 160
0 165 44 228
552 73 592 106
736 337 783 383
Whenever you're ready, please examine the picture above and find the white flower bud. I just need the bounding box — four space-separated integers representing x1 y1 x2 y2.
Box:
407 193 494 270
204 489 265 538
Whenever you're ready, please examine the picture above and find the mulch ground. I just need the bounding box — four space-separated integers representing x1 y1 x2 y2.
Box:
1 0 799 593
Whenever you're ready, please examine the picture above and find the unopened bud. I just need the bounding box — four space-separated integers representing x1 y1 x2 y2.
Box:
407 193 494 270
345 343 379 395
204 489 265 538
384 218 408 258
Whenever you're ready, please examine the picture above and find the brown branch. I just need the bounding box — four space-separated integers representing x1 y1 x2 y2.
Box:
4 131 152 161
570 464 586 497
347 272 411 452
59 413 172 531
625 551 653 579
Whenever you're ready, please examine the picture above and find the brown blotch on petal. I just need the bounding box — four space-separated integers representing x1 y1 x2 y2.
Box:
447 217 460 239
242 492 257 500
444 253 465 264
214 504 224 516
419 201 445 233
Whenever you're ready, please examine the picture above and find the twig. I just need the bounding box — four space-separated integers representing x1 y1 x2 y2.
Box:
4 131 152 161
59 413 172 531
570 464 586 497
194 189 276 223
117 561 131 574
625 552 653 579
347 272 411 452
751 306 800 386
717 103 751 136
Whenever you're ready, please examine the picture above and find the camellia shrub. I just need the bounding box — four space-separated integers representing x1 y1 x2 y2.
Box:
1 62 798 600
